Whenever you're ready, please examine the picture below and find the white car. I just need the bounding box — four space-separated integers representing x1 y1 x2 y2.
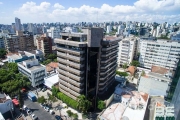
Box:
23 105 27 110
31 114 38 120
44 106 50 112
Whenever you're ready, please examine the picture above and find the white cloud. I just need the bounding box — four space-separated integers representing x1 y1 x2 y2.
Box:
0 2 3 4
53 3 65 9
13 0 180 23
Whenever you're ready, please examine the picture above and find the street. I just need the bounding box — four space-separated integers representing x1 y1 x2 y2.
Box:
24 99 55 120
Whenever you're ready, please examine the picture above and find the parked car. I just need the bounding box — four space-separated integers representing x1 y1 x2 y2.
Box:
23 105 27 110
44 106 50 112
42 88 47 92
31 114 38 120
55 115 62 120
50 110 55 115
26 109 32 115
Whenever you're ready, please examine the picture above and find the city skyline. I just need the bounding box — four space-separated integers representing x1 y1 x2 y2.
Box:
0 0 180 24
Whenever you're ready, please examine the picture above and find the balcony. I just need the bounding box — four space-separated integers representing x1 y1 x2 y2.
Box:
69 84 84 93
101 54 118 63
54 39 87 47
59 88 77 100
57 68 84 82
57 52 85 62
99 75 115 86
100 72 116 81
58 63 84 75
99 77 114 91
101 49 118 57
57 58 84 69
100 64 117 75
100 61 116 69
69 89 80 97
102 44 119 51
59 74 84 87
56 46 85 55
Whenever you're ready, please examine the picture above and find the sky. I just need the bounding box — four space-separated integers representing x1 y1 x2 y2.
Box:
0 0 180 24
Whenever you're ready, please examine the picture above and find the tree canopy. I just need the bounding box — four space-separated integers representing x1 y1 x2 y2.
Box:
0 49 7 59
130 60 140 67
37 96 47 104
97 100 105 110
116 71 128 77
76 95 91 113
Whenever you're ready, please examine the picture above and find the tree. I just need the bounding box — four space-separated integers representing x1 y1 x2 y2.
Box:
122 63 128 70
37 96 47 104
7 63 18 73
18 91 24 108
48 94 57 104
67 110 73 117
116 71 128 77
130 60 140 67
141 70 145 76
76 95 91 113
46 53 57 60
0 49 7 59
97 100 105 110
52 86 59 96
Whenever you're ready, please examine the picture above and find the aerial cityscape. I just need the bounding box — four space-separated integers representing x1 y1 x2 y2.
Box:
0 0 180 120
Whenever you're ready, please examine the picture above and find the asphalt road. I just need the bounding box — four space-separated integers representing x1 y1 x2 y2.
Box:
24 99 55 120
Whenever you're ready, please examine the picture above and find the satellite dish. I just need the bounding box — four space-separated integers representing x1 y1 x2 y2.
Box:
122 116 129 120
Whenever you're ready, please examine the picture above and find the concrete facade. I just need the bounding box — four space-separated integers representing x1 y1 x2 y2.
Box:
118 35 138 66
18 59 47 87
55 28 120 101
139 40 180 70
4 31 35 53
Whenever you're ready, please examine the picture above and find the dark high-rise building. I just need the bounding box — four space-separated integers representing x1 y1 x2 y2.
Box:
15 17 21 31
55 28 120 108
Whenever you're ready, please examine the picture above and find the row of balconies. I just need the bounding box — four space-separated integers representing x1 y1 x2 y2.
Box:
101 44 119 51
101 49 118 57
100 64 117 75
101 54 118 63
58 63 84 76
59 88 77 100
60 80 84 93
59 74 84 87
99 75 115 87
57 57 84 69
99 71 116 81
99 77 115 91
56 46 85 55
57 52 85 62
100 61 116 69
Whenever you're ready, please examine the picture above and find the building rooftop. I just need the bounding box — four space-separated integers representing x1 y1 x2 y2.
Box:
127 66 136 75
138 76 169 96
148 72 172 82
0 93 11 103
100 103 126 120
151 65 169 74
46 62 58 72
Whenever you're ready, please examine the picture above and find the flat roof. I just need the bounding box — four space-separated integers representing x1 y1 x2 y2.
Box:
44 73 59 88
28 65 44 71
148 72 171 82
138 76 169 96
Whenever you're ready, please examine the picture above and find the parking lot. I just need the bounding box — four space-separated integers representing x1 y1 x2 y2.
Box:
24 99 55 120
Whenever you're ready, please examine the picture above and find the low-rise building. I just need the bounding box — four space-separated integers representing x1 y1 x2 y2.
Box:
18 59 47 87
0 36 5 49
0 93 13 116
44 73 59 89
7 50 43 63
46 62 58 75
138 66 172 97
99 89 149 120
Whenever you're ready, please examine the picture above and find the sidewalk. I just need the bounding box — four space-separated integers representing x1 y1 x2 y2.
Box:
35 89 83 120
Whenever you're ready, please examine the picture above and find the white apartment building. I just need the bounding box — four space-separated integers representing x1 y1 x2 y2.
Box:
118 36 137 67
18 59 47 87
47 27 60 39
154 102 174 120
139 40 180 70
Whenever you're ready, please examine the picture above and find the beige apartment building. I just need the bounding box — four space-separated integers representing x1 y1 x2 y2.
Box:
36 35 52 56
5 31 35 53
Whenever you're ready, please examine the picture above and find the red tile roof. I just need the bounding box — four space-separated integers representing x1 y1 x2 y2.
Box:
46 62 58 72
127 66 136 75
151 65 168 74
